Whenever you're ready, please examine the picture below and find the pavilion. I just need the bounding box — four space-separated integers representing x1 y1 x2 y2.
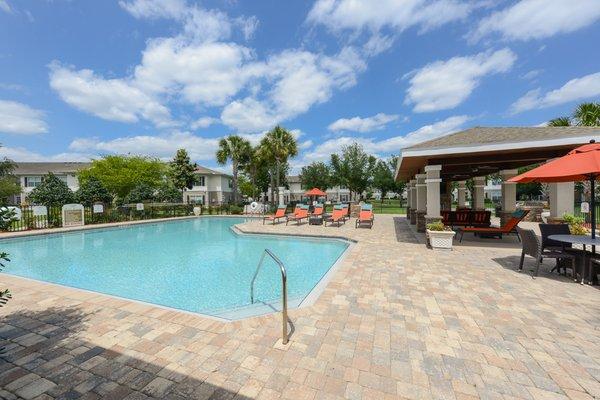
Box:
395 126 600 232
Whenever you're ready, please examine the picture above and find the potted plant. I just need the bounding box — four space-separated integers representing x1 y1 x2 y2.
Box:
562 214 588 235
426 221 456 250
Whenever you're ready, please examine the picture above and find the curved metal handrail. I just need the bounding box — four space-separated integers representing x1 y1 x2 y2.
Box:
250 249 289 344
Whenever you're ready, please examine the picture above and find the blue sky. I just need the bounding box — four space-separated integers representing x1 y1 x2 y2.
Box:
0 0 599 172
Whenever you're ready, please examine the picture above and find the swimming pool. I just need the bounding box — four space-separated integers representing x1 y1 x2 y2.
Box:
0 217 349 318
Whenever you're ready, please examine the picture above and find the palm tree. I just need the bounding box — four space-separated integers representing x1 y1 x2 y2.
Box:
216 135 251 204
243 145 265 200
259 126 298 205
573 102 600 126
548 116 571 126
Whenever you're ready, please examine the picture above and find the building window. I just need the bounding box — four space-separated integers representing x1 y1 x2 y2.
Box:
228 179 232 188
57 175 68 184
189 195 205 204
25 176 42 188
339 185 347 190
340 194 350 202
196 176 206 186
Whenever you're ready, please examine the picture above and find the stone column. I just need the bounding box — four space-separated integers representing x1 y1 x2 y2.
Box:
406 181 412 219
278 186 285 205
416 173 427 232
425 165 442 226
457 181 467 208
473 176 486 210
410 179 417 224
500 169 518 225
549 182 574 219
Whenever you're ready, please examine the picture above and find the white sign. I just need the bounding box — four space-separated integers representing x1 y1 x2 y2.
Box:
581 202 590 213
136 203 144 211
62 203 84 227
93 204 104 213
32 206 47 217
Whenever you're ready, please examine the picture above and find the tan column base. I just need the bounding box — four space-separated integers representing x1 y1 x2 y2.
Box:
410 209 417 225
416 211 426 232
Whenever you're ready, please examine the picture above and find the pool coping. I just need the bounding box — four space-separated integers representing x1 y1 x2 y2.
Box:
0 216 357 323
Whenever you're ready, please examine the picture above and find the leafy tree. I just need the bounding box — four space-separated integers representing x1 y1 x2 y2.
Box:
237 174 254 199
125 183 156 204
216 135 251 204
169 149 197 194
516 164 542 200
388 156 407 205
156 182 182 203
300 162 331 191
0 156 20 205
78 155 165 201
75 176 112 206
573 102 600 126
372 159 395 201
240 145 269 200
259 126 298 204
28 173 75 206
548 117 571 126
330 143 376 200
548 102 600 127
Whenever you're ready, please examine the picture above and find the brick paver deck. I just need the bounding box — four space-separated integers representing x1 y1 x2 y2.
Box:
1 215 599 399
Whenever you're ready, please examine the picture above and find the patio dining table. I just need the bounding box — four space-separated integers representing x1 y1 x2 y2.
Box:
549 234 600 285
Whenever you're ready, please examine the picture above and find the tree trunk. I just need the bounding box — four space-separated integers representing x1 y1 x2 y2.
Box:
232 161 238 204
269 172 275 206
275 160 281 205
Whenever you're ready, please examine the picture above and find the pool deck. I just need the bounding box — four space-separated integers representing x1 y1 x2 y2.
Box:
1 214 600 399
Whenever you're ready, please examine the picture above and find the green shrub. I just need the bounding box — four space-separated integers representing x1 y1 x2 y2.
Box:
229 205 243 215
426 221 446 231
562 213 587 235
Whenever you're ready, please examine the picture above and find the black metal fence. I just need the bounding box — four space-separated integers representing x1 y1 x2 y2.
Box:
1 203 239 232
574 202 600 228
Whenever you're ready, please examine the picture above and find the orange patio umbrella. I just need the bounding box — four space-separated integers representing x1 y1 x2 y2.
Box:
304 188 327 197
508 140 600 238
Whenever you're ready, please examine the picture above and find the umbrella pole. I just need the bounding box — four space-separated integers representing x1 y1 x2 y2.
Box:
592 175 596 240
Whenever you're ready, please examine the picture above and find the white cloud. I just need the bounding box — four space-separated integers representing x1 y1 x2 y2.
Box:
305 115 470 162
510 72 600 114
307 0 473 34
404 48 516 112
0 0 10 13
49 64 174 127
69 131 219 161
0 100 48 134
0 146 91 162
190 116 219 129
328 113 398 132
471 0 600 42
221 47 366 132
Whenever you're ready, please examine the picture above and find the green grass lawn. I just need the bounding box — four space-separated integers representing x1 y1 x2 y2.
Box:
366 199 406 215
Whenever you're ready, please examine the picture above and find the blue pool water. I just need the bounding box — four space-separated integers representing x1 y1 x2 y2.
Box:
1 217 349 317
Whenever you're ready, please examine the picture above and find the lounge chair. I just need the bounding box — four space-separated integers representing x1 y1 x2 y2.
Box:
263 205 287 225
458 210 529 242
286 205 309 225
355 204 374 229
324 205 346 227
516 226 576 277
311 204 324 217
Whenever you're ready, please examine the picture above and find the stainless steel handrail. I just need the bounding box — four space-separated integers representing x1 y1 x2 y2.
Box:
250 249 289 344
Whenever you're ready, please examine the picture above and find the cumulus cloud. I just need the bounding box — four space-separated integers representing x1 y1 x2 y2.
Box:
0 99 48 134
190 116 219 129
68 131 219 161
510 72 600 114
471 0 600 42
0 145 91 162
404 48 516 112
307 0 473 34
49 64 175 128
220 47 366 132
328 113 398 132
305 115 470 162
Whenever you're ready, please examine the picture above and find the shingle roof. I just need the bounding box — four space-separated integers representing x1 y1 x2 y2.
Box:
13 162 90 175
195 165 231 176
405 126 600 150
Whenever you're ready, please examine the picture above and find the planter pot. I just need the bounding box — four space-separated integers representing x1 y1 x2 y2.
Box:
426 229 456 250
193 206 202 216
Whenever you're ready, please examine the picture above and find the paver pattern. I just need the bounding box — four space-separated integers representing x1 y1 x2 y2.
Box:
1 215 599 399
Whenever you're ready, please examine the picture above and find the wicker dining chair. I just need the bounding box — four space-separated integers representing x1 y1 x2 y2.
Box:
516 226 577 278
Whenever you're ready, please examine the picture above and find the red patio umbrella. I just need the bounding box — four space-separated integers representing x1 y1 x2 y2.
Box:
304 188 327 197
508 140 600 238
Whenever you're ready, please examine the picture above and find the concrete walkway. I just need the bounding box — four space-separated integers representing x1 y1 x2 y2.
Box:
1 215 599 399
